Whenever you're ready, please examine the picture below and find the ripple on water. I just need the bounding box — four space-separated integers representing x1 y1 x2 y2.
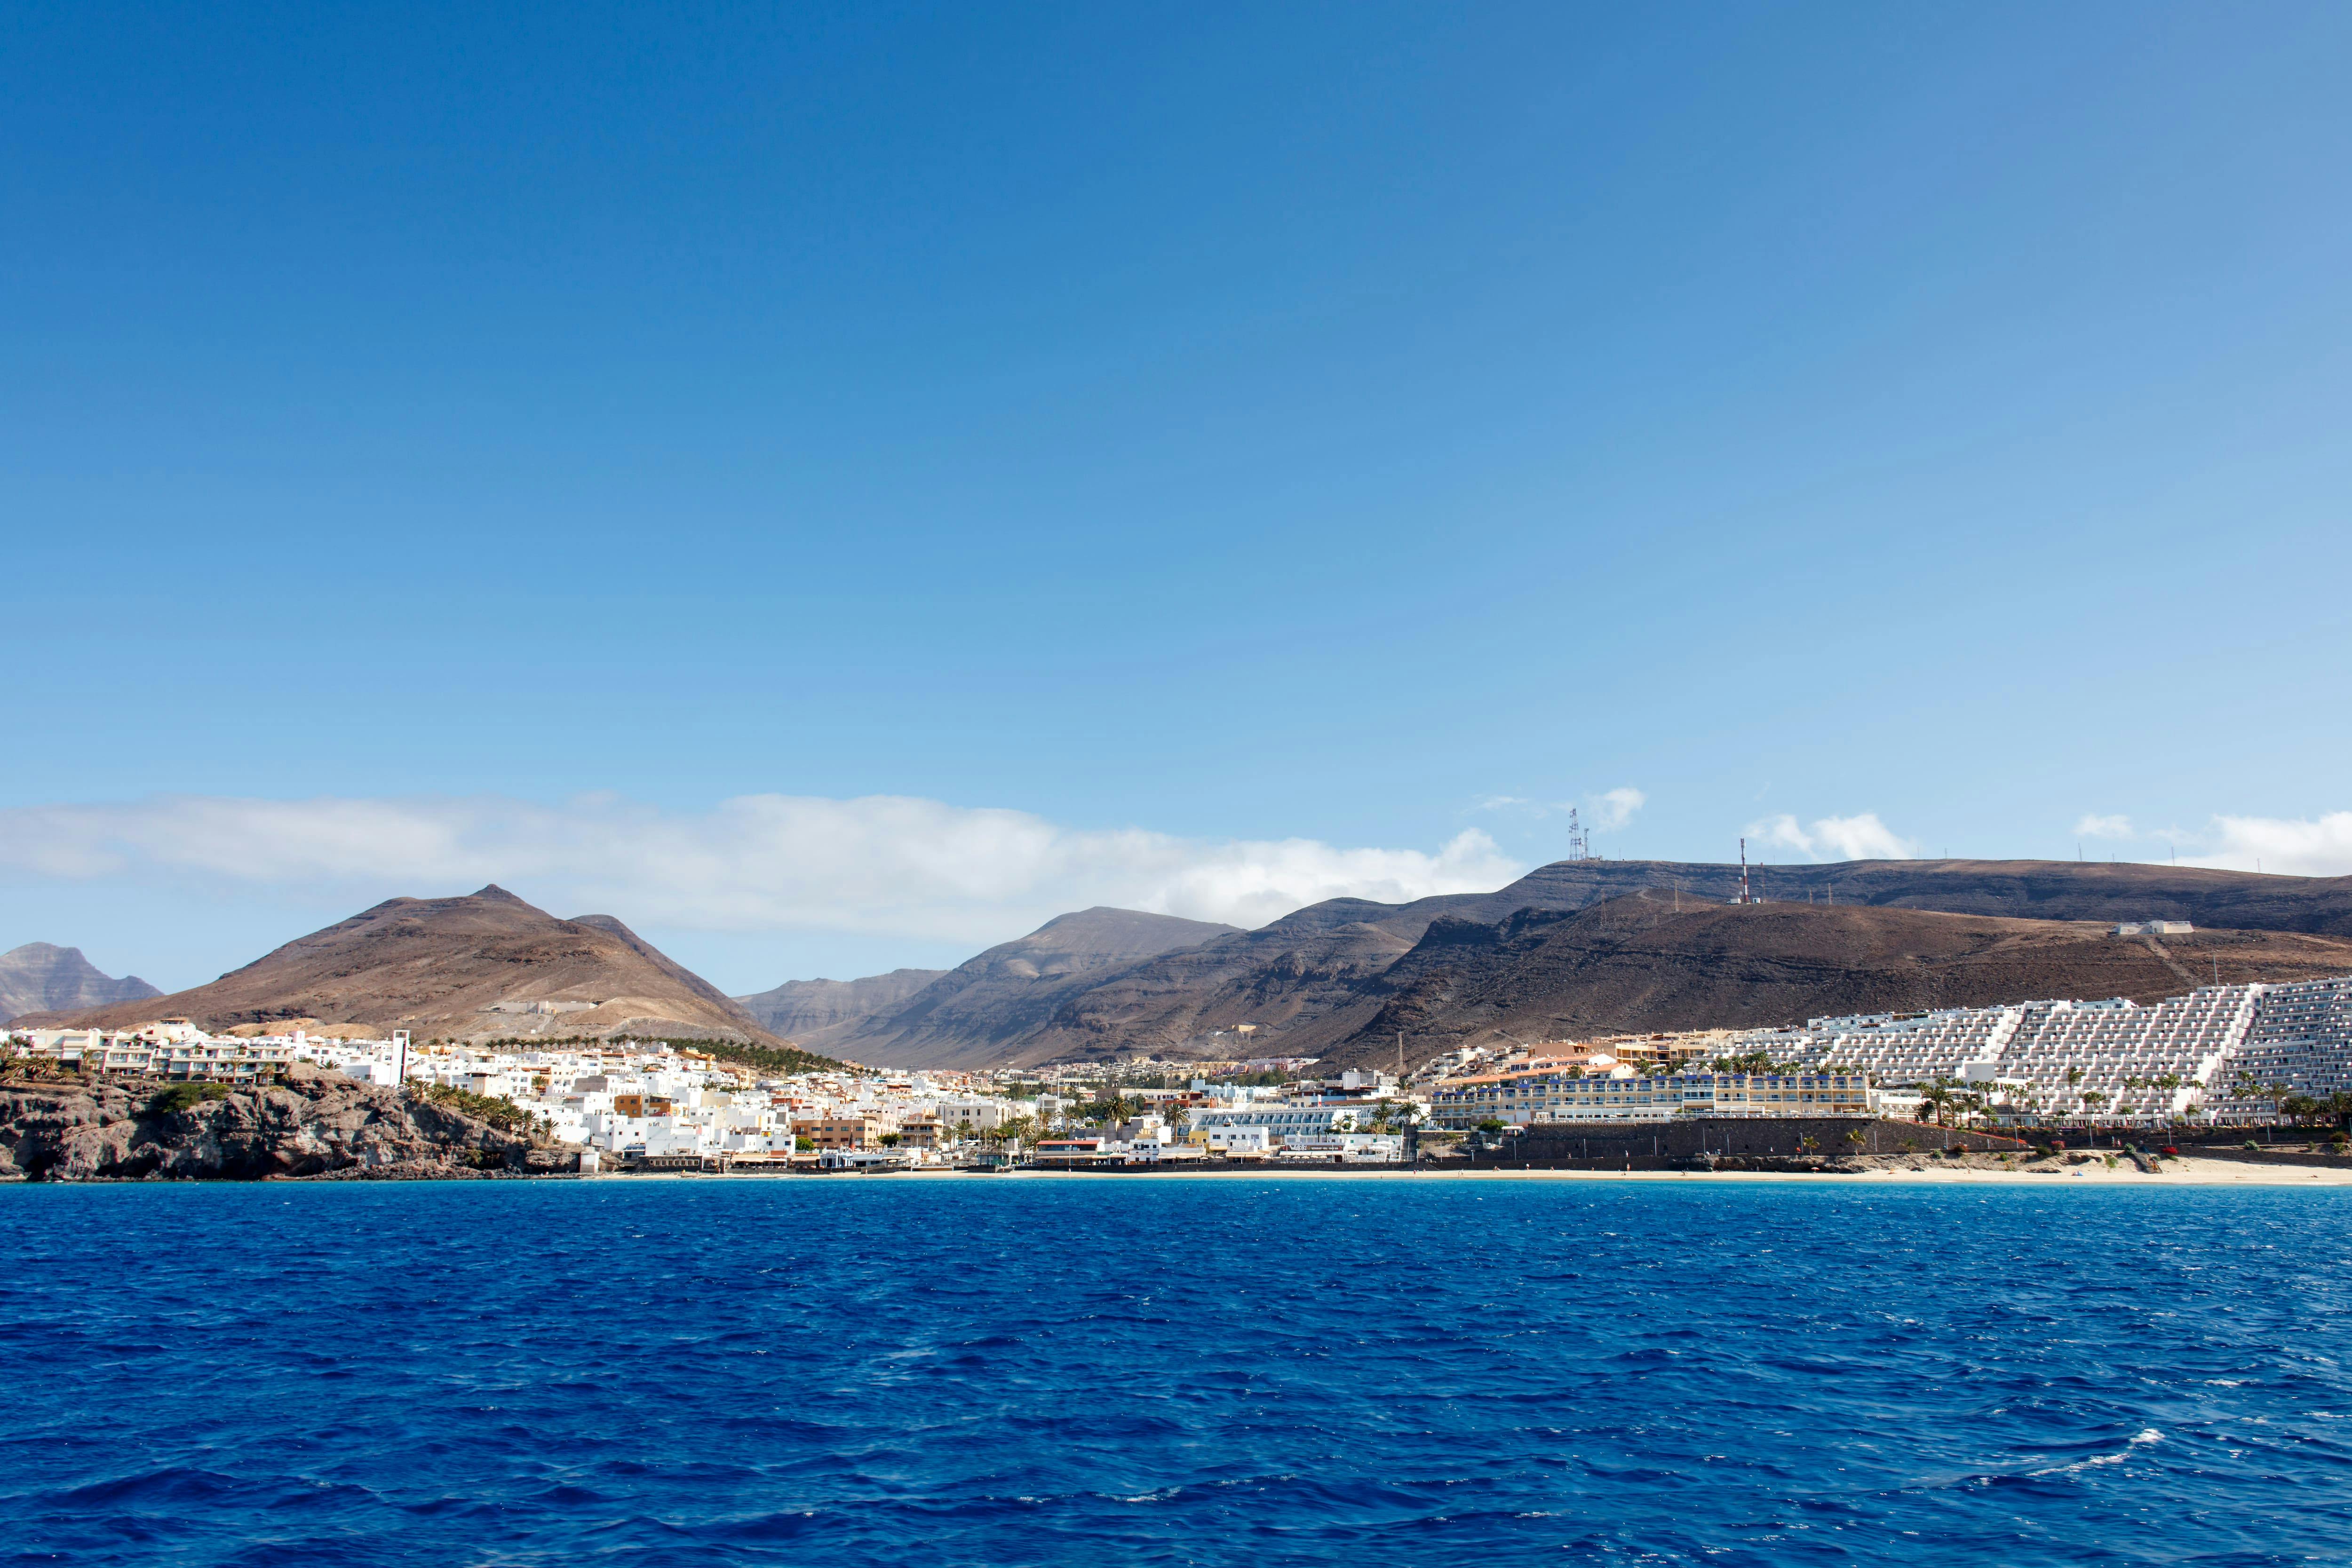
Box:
3 1180 2349 1567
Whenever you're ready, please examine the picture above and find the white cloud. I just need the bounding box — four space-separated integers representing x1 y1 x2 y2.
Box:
2184 812 2352 877
0 792 1527 943
1475 786 1645 830
1593 787 1645 830
2075 813 2134 839
1748 811 1918 861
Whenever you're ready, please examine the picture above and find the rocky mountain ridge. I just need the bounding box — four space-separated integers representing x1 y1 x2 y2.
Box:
734 969 948 1046
0 943 161 1024
757 907 1240 1067
761 859 2352 1067
1302 894 2352 1071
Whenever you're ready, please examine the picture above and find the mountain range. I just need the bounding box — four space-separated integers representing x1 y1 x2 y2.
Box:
0 944 161 1024
22 857 2352 1071
732 858 2352 1069
17 886 783 1045
741 908 1241 1064
1300 893 2352 1070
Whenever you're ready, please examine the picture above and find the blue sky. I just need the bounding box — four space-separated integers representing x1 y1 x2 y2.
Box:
7 1 2350 993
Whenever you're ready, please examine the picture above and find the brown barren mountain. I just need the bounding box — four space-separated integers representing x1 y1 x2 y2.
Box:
813 908 1242 1068
885 858 2352 1067
733 969 949 1049
21 886 782 1045
1305 894 2352 1071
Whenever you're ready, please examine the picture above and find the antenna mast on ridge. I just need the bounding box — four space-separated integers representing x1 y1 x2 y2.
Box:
1734 837 1760 904
1565 807 1592 863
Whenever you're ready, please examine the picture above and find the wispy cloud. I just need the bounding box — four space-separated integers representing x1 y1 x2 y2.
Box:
2185 812 2352 877
0 793 1528 942
1747 811 1918 861
2075 813 2134 840
1475 786 1646 830
1594 787 1645 830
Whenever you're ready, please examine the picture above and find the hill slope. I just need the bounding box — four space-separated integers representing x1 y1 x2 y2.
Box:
1308 895 2352 1070
863 858 2352 1067
20 887 783 1045
818 908 1241 1067
0 944 160 1023
733 969 949 1047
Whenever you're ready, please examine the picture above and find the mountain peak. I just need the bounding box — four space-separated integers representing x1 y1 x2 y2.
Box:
25 893 778 1045
0 943 162 1025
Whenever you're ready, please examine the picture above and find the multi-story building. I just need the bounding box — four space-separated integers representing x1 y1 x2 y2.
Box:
793 1115 878 1150
1430 1068 1681 1128
1185 1105 1367 1141
2219 976 2352 1110
148 1036 299 1083
1750 982 2265 1122
1672 1072 1873 1117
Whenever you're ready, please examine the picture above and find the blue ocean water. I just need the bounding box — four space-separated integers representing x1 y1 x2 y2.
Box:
4 1177 2350 1568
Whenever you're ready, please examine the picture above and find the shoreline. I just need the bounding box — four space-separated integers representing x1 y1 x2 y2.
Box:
605 1155 2352 1188
938 1158 2352 1187
12 1156 2346 1188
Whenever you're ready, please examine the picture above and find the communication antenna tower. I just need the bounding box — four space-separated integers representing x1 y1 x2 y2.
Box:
1564 808 1590 862
1734 837 1761 904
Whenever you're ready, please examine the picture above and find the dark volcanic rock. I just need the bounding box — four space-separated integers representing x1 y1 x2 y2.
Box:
0 1064 549 1181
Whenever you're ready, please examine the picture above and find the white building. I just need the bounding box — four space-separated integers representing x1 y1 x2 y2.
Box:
1186 1105 1365 1142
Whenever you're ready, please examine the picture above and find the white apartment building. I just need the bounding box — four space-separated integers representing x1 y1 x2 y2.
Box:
2217 976 2352 1109
1754 982 2265 1122
1429 1066 1681 1128
1186 1105 1366 1142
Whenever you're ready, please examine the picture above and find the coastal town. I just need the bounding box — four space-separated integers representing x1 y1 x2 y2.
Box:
9 957 2350 1173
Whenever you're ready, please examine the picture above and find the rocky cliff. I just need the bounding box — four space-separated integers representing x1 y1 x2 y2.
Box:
0 1063 568 1180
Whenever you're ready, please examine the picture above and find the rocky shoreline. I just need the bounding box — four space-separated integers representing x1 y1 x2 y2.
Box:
0 1064 575 1181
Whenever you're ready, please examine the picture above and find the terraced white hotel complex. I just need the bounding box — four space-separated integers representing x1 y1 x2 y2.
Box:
1433 972 2352 1130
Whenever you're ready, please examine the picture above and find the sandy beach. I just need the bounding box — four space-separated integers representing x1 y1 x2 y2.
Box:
883 1155 2352 1188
